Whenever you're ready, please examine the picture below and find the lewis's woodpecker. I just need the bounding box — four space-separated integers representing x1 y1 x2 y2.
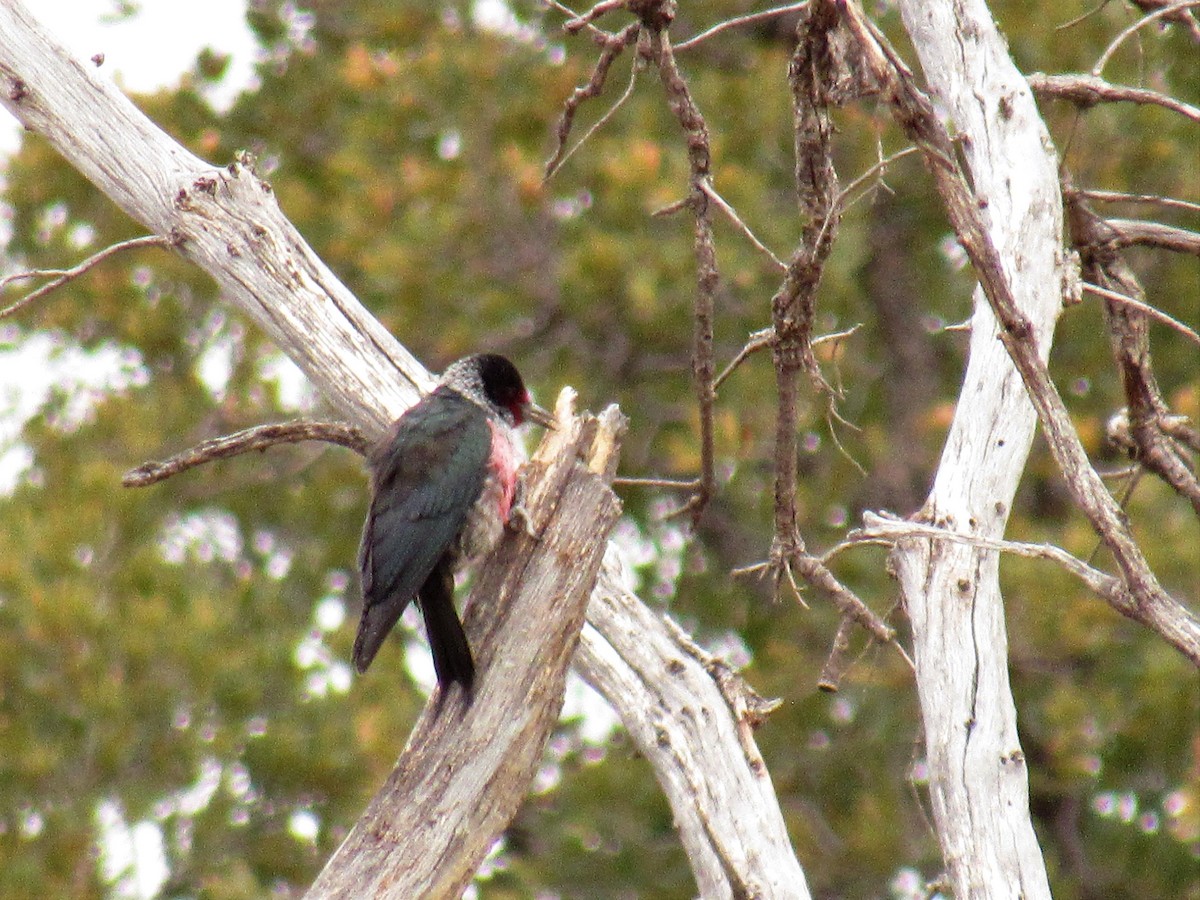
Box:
353 353 553 692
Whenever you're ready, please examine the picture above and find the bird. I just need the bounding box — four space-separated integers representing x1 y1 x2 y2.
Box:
353 353 554 694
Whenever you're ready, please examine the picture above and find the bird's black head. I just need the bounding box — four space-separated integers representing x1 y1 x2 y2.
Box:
440 353 532 426
475 353 531 425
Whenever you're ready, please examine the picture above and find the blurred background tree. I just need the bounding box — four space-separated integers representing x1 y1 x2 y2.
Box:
0 1 1196 897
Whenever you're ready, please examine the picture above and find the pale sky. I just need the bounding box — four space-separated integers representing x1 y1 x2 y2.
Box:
2 0 257 155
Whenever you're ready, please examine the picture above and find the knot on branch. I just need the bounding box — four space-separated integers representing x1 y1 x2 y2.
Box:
628 0 676 32
793 0 886 109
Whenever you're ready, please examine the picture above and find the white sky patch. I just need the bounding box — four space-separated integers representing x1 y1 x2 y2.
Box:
437 128 462 161
258 351 318 412
95 799 170 900
1 0 257 156
295 629 353 699
0 329 149 494
158 508 243 566
19 806 44 839
561 670 621 746
195 330 237 401
471 0 529 39
313 594 346 632
0 443 33 496
403 632 439 695
287 808 320 843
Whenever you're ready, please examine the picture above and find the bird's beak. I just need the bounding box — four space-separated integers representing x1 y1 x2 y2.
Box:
524 402 557 430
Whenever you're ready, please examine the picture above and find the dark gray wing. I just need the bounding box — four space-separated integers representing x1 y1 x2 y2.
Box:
353 389 490 672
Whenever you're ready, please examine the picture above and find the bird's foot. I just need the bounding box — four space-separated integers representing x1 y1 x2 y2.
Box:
506 503 539 539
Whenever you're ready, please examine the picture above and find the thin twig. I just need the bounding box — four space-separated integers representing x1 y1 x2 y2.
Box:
650 195 691 217
1092 1 1200 76
714 323 861 391
1162 416 1200 454
546 49 642 181
824 397 867 478
612 476 701 489
544 22 642 180
1081 282 1200 347
1103 219 1200 255
715 327 776 390
1075 189 1200 215
645 12 719 525
674 1 812 52
698 179 787 271
850 513 1184 625
1055 0 1114 32
1028 72 1200 124
835 145 921 209
544 0 609 39
1 234 170 320
816 615 855 692
1069 190 1200 516
563 0 626 34
1128 0 1200 41
123 420 369 487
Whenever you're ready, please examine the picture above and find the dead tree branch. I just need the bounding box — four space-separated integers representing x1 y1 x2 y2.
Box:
1 233 170 319
574 550 812 898
638 4 719 524
122 420 370 487
815 616 856 692
1128 0 1200 41
1074 189 1200 215
1094 1 1200 74
714 324 862 391
768 1 842 583
1066 191 1200 517
762 0 883 605
0 4 809 893
1081 282 1200 347
699 179 787 271
843 2 1200 664
1027 72 1200 123
544 21 641 180
674 1 812 52
853 512 1185 623
1100 218 1200 255
562 0 627 33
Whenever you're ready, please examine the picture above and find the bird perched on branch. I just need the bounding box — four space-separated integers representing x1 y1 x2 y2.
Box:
354 353 554 694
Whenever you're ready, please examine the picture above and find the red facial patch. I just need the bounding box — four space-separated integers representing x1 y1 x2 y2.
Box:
507 389 531 426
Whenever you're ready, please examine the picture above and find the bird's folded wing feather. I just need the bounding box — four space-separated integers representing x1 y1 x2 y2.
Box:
360 390 491 607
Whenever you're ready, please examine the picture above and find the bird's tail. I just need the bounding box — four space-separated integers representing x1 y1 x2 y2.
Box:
352 593 409 674
418 565 476 693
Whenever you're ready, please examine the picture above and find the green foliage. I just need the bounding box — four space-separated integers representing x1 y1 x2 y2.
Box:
1 1 1196 897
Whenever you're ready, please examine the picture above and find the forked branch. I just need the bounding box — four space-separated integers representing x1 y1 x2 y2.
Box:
1 234 171 319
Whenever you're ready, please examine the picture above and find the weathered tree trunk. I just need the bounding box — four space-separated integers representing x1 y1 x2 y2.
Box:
309 403 626 898
891 1 1062 895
